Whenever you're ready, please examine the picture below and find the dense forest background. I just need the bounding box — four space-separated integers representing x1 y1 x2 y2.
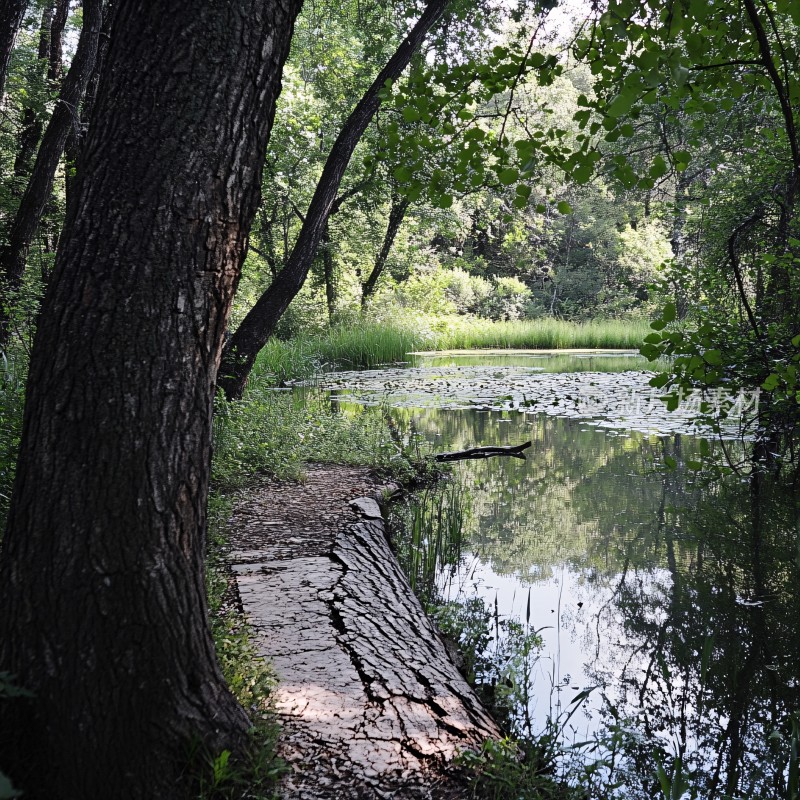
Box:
1 0 799 797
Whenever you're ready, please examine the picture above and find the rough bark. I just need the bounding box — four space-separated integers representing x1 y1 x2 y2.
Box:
0 0 28 99
229 466 501 798
47 0 69 82
0 0 103 344
0 1 301 798
218 0 452 400
361 191 410 307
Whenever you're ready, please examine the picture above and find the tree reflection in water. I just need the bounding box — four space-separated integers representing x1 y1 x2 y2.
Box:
390 406 799 798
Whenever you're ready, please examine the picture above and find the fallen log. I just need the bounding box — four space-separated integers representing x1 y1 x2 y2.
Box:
434 440 532 462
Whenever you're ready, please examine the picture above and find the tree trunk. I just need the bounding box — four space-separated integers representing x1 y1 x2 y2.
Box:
0 1 300 798
321 220 337 321
218 0 452 400
47 0 69 83
361 192 410 307
0 0 103 345
11 3 53 185
670 170 692 320
0 0 28 99
64 0 117 211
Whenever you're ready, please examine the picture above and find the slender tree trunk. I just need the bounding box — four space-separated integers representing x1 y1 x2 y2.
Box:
670 170 692 319
0 0 28 99
0 0 103 345
321 220 337 321
218 0 452 400
361 192 410 307
47 0 69 83
12 3 54 183
64 0 117 209
0 1 300 798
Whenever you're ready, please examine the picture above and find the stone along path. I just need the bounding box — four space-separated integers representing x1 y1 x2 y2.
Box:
227 464 501 799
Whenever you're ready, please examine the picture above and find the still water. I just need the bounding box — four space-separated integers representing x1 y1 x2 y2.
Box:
312 351 800 799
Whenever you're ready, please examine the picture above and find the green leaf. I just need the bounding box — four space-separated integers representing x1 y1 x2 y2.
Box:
393 166 412 183
402 107 421 123
606 90 636 118
640 343 660 359
662 302 677 323
437 194 453 209
664 456 677 470
649 372 669 388
498 168 518 185
557 200 572 214
649 155 668 179
762 373 780 391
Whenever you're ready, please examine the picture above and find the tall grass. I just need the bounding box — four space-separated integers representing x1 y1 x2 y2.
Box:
432 316 652 351
254 316 651 381
392 480 469 604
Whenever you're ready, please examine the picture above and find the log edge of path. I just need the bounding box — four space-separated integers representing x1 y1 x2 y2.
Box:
227 464 501 799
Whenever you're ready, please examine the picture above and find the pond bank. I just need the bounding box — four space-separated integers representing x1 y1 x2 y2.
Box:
227 464 500 799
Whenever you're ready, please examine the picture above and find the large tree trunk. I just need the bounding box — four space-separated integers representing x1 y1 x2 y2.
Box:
218 0 452 400
361 191 410 307
0 0 103 345
0 1 300 798
0 0 28 99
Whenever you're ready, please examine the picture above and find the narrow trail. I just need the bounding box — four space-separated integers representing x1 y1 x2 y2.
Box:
227 464 501 799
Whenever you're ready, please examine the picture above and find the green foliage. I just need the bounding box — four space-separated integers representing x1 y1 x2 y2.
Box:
200 496 285 800
212 375 413 490
0 352 27 532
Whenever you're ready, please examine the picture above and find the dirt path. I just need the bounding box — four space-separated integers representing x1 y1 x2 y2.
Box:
227 464 501 799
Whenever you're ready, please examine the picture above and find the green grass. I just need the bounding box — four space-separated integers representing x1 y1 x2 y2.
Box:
431 316 652 351
253 316 652 381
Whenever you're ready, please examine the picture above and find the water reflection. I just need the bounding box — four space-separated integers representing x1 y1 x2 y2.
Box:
400 406 799 797
319 352 800 797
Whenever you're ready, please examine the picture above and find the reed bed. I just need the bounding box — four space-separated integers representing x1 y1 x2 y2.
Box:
254 316 651 381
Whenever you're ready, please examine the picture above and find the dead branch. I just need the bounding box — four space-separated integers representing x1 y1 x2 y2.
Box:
434 441 532 462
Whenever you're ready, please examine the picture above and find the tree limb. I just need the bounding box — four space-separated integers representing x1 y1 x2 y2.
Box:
434 441 532 462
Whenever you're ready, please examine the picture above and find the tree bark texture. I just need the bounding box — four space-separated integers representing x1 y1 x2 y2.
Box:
0 1 301 798
0 0 28 100
228 466 501 797
0 0 103 344
361 191 410 306
47 0 69 82
218 0 452 400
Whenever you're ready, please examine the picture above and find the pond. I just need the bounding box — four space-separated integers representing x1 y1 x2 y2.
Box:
304 351 800 799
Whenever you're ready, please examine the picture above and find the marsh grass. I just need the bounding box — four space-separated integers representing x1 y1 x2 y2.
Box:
255 316 651 381
393 480 468 603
